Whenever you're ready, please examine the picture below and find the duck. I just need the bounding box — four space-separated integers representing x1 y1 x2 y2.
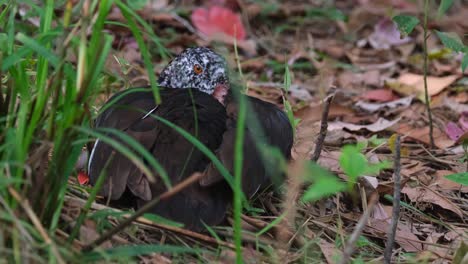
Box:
88 47 293 231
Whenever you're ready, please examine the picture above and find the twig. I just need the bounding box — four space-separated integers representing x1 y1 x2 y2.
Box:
384 135 402 264
83 172 204 251
338 192 379 264
8 188 66 264
422 0 435 149
135 216 235 249
240 214 305 248
311 92 335 162
246 81 303 92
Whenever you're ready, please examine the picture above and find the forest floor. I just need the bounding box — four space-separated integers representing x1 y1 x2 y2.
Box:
8 0 468 263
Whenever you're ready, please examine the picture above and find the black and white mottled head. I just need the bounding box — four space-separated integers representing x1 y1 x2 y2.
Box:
158 47 229 102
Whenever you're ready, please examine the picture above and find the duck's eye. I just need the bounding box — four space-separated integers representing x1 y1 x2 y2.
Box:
193 64 203 75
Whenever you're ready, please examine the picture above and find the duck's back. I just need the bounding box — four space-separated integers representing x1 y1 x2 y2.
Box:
88 87 229 230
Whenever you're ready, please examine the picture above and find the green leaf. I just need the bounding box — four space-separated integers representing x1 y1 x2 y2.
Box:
143 213 184 228
306 7 346 21
368 135 386 147
127 0 148 10
302 162 346 202
81 245 199 261
462 52 468 72
339 145 367 180
392 15 419 36
0 33 7 52
435 31 465 52
364 160 391 175
283 63 291 91
445 172 468 186
302 176 346 202
437 0 454 17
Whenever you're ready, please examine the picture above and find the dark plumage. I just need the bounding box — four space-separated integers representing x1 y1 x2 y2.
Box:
88 47 293 231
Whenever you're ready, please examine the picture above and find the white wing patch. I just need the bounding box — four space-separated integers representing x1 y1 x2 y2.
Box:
141 105 159 120
88 139 99 173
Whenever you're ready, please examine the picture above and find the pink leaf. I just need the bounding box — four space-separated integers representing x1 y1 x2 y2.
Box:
445 122 464 141
191 6 246 40
368 18 411 50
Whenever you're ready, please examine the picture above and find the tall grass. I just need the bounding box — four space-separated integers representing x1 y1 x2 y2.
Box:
0 1 340 263
0 0 248 262
0 0 175 262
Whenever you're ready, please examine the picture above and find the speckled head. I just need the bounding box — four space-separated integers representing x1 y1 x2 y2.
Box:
158 47 229 102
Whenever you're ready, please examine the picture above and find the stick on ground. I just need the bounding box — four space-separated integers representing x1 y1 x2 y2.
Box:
311 92 335 162
384 135 402 263
338 192 379 264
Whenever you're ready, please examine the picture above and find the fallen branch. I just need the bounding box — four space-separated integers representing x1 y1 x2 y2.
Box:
311 92 335 162
136 216 235 249
83 172 204 251
384 135 402 263
338 192 379 264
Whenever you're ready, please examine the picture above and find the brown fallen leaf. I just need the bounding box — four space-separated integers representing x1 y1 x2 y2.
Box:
392 123 454 149
80 220 113 249
318 239 340 264
292 103 354 159
361 88 399 102
402 186 464 218
343 213 424 252
433 170 468 193
328 117 401 133
295 102 354 123
388 73 458 100
356 96 413 113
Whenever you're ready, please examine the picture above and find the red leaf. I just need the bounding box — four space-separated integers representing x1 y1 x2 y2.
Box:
191 6 246 40
77 171 89 185
361 89 399 102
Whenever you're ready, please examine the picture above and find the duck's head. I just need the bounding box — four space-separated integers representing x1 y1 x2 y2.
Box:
158 47 229 104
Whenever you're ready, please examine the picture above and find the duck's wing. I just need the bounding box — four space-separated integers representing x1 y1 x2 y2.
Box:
201 96 293 198
88 88 161 200
88 88 227 201
88 88 230 231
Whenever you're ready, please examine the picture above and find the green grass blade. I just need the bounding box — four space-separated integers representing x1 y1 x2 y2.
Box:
233 92 246 264
116 0 161 104
81 244 200 262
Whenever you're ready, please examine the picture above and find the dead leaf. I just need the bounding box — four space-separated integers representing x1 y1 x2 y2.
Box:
389 73 458 99
388 133 410 157
356 96 413 113
318 239 340 264
433 170 468 193
80 221 112 249
402 186 464 218
442 96 468 114
368 17 412 50
328 117 401 132
361 88 399 102
343 213 424 252
392 123 454 149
